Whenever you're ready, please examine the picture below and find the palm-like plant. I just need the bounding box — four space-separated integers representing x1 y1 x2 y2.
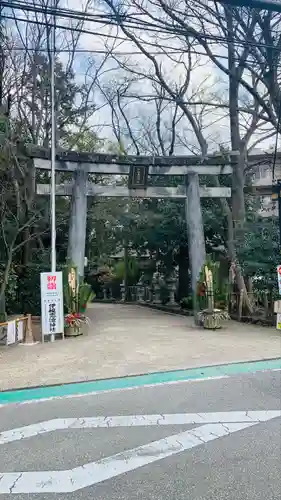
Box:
78 282 95 312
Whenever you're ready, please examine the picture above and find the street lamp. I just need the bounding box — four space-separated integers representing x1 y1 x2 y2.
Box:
50 2 56 274
50 2 57 342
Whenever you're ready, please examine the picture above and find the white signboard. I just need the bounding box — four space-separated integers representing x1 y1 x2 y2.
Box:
40 272 64 338
6 320 16 345
277 265 281 294
17 320 24 342
274 300 281 313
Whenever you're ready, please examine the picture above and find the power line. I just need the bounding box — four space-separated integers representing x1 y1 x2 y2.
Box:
2 0 179 34
2 0 281 71
2 0 281 55
0 10 208 52
2 9 281 55
7 45 231 60
1 12 191 39
8 43 273 67
3 0 281 51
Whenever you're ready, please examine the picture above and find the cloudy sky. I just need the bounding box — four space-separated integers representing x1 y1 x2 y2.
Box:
3 0 277 154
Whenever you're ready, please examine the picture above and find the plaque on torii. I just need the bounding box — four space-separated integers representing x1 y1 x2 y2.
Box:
128 165 149 189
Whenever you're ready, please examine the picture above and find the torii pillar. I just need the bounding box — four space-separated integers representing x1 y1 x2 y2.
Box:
185 173 206 314
67 166 88 280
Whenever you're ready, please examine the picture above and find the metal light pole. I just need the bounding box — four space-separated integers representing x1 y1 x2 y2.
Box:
50 7 56 274
50 5 56 342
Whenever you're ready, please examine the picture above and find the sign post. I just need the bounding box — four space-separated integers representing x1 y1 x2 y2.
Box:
40 272 64 342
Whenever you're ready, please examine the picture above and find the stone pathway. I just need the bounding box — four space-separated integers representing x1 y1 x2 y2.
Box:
0 303 280 391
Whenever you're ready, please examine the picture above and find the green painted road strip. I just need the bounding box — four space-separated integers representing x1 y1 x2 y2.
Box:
0 358 280 405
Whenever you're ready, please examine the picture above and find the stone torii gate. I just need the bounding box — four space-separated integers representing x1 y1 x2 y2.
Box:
31 148 232 294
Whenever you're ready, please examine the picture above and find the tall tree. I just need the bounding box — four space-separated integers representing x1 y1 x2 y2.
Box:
101 0 278 309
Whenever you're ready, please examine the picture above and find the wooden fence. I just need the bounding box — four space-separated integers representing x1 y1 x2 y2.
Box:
0 314 34 346
229 291 275 323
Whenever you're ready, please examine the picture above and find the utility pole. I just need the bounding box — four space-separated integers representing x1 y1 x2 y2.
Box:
271 182 281 247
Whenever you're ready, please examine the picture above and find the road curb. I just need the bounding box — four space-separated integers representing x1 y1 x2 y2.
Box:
0 358 280 406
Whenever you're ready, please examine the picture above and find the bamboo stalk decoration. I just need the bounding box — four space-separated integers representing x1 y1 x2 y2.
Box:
198 260 230 329
205 266 214 310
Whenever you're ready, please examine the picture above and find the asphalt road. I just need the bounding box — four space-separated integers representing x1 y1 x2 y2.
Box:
0 369 280 499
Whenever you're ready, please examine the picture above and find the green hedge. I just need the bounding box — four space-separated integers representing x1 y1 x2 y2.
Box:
6 264 64 316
